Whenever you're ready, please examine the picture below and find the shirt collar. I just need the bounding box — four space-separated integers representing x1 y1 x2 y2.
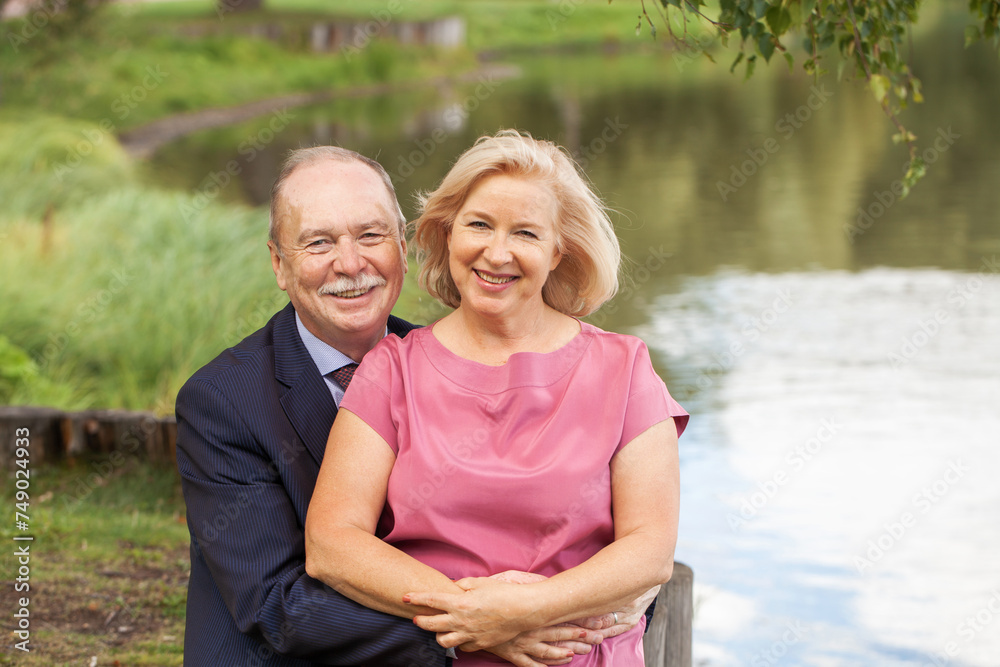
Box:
294 312 386 376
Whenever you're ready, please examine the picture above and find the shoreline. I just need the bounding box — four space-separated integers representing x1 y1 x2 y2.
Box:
118 63 521 159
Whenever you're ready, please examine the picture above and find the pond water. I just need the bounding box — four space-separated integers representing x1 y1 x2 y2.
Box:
149 17 1000 667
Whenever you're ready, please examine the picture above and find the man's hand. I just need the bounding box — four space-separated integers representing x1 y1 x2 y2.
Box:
487 624 603 667
565 584 660 639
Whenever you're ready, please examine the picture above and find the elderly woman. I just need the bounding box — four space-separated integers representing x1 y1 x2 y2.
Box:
305 130 688 666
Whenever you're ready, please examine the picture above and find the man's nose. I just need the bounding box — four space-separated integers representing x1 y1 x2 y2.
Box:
334 239 366 275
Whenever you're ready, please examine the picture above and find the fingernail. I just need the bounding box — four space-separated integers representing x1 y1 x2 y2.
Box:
578 630 587 638
402 594 411 603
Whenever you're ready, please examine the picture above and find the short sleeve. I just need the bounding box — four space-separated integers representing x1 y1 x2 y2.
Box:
618 341 689 451
339 337 402 454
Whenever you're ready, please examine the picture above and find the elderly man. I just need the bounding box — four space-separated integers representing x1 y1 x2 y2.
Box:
176 146 439 666
177 147 624 666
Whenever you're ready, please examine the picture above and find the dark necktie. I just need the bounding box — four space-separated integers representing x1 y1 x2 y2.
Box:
330 363 358 391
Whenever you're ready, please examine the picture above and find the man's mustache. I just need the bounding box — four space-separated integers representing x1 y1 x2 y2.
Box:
318 273 387 296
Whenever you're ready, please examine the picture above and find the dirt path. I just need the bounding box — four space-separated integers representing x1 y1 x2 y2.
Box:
118 64 520 159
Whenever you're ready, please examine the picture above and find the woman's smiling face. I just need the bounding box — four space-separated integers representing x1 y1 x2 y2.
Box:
447 173 563 322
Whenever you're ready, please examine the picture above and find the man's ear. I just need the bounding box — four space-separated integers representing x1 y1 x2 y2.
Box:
268 241 288 292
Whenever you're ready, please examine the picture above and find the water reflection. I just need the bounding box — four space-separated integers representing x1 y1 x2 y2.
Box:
146 17 1000 666
642 268 1000 666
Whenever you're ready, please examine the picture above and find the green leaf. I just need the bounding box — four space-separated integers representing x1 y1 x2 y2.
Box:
730 51 745 73
787 3 803 28
901 156 927 198
758 33 775 62
784 51 795 72
869 73 891 104
766 7 792 35
745 54 757 80
754 0 769 19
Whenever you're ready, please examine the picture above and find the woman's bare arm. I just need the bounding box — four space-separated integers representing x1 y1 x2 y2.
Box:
304 408 463 617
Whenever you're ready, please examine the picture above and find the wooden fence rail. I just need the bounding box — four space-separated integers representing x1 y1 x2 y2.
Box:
2 405 693 664
0 405 176 469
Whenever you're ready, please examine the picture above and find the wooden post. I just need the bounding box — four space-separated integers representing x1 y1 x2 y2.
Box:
159 415 178 466
0 406 64 468
644 561 694 667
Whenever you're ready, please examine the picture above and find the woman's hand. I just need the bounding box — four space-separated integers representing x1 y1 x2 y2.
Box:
486 570 604 660
486 623 604 666
405 576 541 650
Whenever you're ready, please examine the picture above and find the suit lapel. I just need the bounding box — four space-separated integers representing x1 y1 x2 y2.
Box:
273 307 421 468
272 304 338 467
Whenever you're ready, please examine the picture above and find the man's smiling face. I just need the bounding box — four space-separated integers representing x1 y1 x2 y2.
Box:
269 158 407 359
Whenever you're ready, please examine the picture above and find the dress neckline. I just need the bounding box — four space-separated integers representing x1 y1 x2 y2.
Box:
416 320 596 393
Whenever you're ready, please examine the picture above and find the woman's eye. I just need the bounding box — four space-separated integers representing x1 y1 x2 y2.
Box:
518 230 538 239
469 220 488 228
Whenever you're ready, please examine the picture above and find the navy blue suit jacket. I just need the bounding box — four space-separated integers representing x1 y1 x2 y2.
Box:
176 303 446 666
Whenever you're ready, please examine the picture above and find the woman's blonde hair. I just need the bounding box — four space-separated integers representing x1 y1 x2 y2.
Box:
413 130 621 317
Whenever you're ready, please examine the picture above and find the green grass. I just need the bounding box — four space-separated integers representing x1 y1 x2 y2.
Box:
1 6 473 131
0 0 660 133
0 460 188 665
0 113 446 412
0 115 277 412
0 0 706 135
115 0 650 50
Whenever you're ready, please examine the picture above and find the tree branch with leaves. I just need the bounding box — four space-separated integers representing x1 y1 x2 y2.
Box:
629 0 1000 196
